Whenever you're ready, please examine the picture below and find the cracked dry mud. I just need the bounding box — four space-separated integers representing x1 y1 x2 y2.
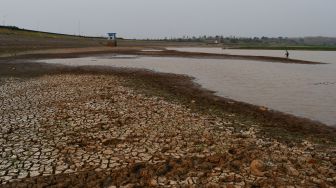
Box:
0 74 335 187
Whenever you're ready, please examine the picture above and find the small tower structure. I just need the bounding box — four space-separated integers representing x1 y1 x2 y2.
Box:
107 33 117 47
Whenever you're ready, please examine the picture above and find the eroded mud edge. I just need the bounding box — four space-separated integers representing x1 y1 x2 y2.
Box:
1 57 336 187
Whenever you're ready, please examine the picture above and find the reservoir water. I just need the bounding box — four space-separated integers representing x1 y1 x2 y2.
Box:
39 53 336 126
168 47 336 64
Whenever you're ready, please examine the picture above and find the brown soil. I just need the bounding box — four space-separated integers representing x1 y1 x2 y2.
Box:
0 154 295 188
0 59 334 142
1 47 324 65
0 29 106 55
1 52 335 187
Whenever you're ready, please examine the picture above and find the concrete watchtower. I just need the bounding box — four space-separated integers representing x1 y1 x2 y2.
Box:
107 33 117 47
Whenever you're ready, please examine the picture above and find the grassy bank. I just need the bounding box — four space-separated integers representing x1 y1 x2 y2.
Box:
0 26 106 55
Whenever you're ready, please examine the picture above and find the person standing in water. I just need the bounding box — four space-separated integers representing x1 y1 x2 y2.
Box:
285 50 289 58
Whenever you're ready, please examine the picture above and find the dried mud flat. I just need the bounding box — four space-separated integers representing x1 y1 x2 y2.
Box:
0 70 335 188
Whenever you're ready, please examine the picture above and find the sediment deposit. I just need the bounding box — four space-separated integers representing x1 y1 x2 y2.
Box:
1 74 335 187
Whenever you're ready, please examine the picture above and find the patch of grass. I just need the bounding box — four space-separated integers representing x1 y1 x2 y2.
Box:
0 27 102 40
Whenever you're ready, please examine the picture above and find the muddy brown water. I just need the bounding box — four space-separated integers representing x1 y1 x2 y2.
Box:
39 54 336 126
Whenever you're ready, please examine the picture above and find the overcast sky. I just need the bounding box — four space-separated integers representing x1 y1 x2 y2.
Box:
1 0 335 39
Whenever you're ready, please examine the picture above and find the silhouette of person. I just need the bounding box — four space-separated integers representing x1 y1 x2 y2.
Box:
285 50 289 58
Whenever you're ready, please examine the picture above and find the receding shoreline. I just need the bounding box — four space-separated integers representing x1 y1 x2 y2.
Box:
1 51 336 187
0 47 326 65
1 56 335 140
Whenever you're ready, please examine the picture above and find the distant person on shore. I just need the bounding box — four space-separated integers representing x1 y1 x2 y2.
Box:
285 50 289 59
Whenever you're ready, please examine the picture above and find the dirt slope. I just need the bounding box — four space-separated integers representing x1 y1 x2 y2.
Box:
0 27 106 54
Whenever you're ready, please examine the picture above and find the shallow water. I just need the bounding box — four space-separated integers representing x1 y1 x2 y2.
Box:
168 47 336 64
39 55 336 126
141 49 164 52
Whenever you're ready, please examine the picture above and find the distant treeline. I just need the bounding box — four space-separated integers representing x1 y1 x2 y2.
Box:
0 25 105 39
2 25 335 47
157 35 336 46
